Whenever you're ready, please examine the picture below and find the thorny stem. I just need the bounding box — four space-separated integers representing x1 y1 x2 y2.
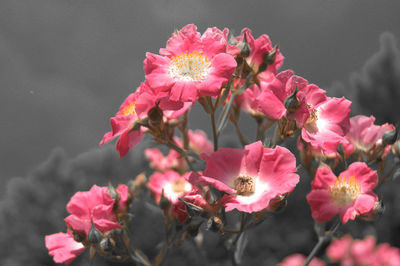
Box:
303 221 340 266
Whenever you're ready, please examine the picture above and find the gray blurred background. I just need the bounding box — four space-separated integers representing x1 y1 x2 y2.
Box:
2 1 400 265
2 0 400 184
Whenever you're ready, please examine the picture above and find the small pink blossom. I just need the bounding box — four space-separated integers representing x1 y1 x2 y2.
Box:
100 82 190 157
187 129 213 156
374 243 400 266
64 185 122 236
343 115 395 158
148 170 193 205
117 184 130 210
306 162 378 223
45 232 86 264
188 141 299 213
144 24 237 102
279 253 325 266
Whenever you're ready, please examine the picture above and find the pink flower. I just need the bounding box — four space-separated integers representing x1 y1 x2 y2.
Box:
227 28 283 81
45 232 86 264
188 129 213 156
256 70 326 124
144 24 237 102
374 243 400 266
301 96 351 156
147 170 193 205
343 115 395 158
145 148 185 173
100 82 190 157
279 254 325 266
188 141 299 213
64 185 122 236
326 234 353 262
306 162 378 223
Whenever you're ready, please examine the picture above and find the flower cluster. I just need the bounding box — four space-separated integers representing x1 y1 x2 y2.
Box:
46 24 400 265
45 184 130 264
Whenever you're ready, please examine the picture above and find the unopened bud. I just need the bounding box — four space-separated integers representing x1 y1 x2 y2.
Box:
100 237 113 253
73 231 85 243
392 140 400 157
284 89 300 112
179 198 206 218
360 201 384 221
159 190 171 210
206 216 223 232
258 45 278 73
238 34 250 58
148 105 163 125
88 222 103 244
382 128 398 145
108 182 120 201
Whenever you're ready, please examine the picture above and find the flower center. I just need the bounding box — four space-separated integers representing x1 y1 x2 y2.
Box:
172 179 187 194
330 176 361 206
121 99 137 116
169 50 211 81
234 175 256 196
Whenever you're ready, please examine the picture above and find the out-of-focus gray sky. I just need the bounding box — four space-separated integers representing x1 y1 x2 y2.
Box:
1 0 400 181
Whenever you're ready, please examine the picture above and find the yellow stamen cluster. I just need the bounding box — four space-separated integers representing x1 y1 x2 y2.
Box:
330 176 361 206
169 50 211 81
121 99 138 116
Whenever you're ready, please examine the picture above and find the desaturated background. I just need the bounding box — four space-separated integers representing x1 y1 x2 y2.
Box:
1 1 400 265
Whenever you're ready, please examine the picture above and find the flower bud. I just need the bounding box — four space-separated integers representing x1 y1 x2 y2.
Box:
360 201 384 221
148 105 163 125
258 45 278 73
382 128 398 145
284 89 300 112
238 34 250 58
392 140 400 157
206 216 223 232
179 198 206 218
107 182 120 201
88 222 103 244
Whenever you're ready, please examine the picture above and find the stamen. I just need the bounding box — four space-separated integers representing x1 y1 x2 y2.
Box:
330 176 361 206
234 175 256 196
169 50 211 81
121 99 138 116
172 179 187 193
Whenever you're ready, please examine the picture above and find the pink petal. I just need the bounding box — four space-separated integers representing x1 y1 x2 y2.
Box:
340 162 378 192
45 232 85 264
306 189 339 222
311 167 337 189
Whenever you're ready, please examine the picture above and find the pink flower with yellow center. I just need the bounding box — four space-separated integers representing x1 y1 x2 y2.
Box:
147 170 193 205
188 141 299 213
101 82 190 157
45 232 86 264
144 24 237 102
306 162 378 223
343 115 395 157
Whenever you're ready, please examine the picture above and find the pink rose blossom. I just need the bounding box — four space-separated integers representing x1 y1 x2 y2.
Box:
188 129 213 156
100 82 190 157
64 185 122 236
279 254 325 266
144 24 237 102
343 115 395 158
45 232 86 264
374 243 400 266
117 184 130 210
148 170 193 205
306 162 378 223
326 234 353 262
188 141 299 213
